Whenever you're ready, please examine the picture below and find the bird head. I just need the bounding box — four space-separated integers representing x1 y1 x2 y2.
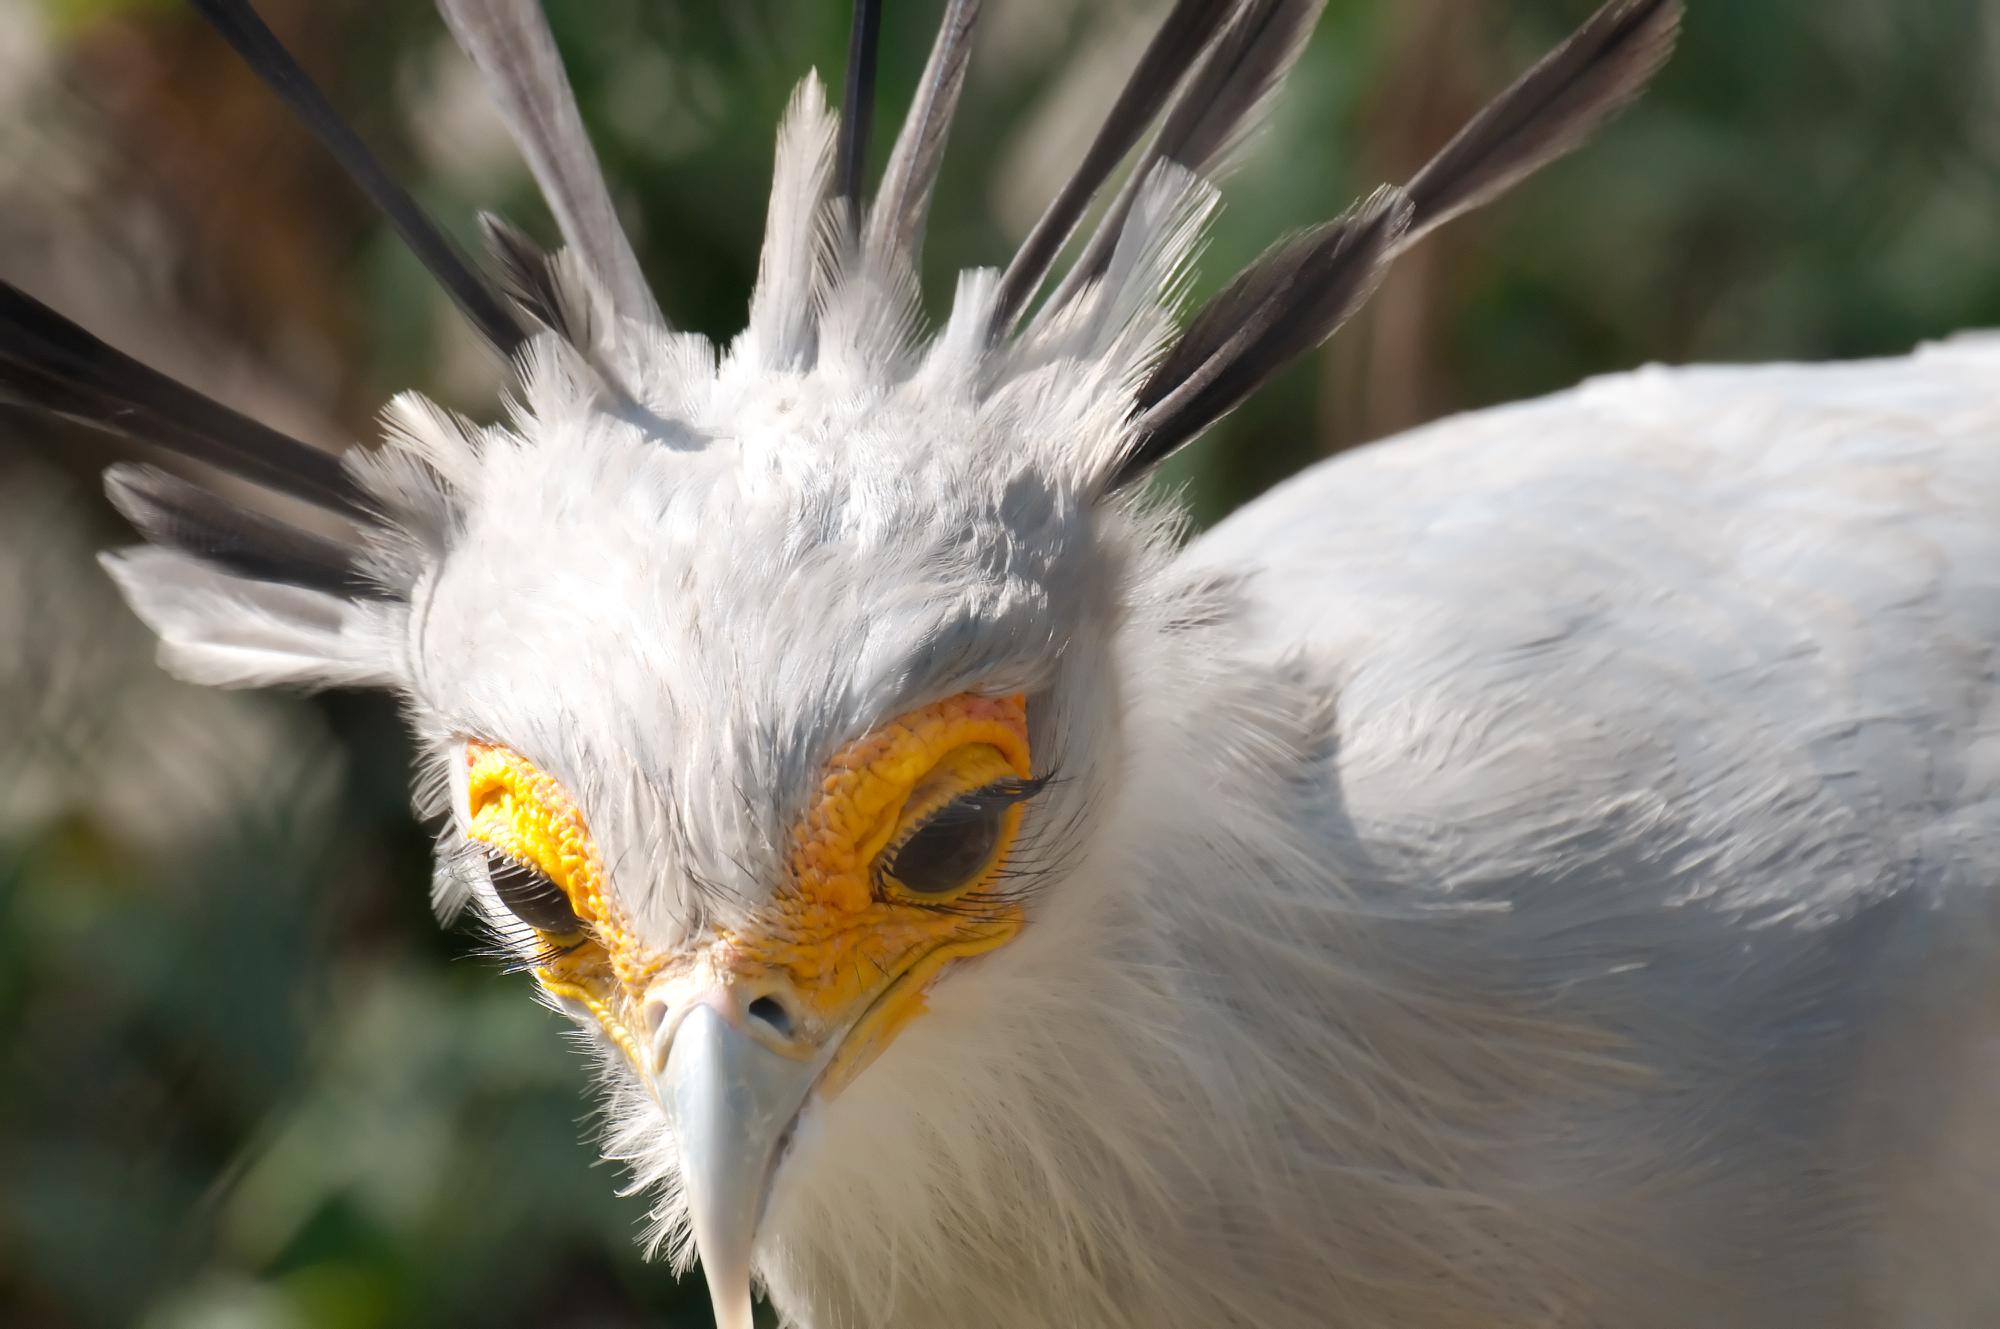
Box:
394 291 1142 1323
4 0 1679 1322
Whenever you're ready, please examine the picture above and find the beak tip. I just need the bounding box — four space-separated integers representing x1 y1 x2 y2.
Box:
659 1004 818 1329
700 1258 757 1329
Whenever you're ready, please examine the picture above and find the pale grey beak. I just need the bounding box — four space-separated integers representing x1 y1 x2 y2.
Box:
659 1003 820 1329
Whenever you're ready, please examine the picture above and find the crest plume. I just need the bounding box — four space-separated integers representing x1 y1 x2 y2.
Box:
186 0 525 355
435 0 664 329
0 282 369 518
836 0 884 224
0 0 1678 691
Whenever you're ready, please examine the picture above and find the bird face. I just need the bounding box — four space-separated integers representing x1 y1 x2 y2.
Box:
401 383 1127 1322
456 688 1039 1311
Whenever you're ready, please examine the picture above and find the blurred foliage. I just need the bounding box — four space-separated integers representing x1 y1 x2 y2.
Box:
2 0 1999 1326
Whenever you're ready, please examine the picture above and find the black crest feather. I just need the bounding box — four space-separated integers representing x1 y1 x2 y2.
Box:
186 0 525 356
0 282 370 517
1401 0 1682 246
1115 0 1683 490
1117 187 1412 489
838 0 884 224
1058 0 1327 308
989 0 1243 339
104 463 381 597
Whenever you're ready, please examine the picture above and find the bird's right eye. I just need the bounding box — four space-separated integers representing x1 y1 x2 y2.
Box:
485 848 586 936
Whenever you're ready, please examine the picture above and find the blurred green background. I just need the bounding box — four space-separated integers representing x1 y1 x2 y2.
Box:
2 0 1998 1325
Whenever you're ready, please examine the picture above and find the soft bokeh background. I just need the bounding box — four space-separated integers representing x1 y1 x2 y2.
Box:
3 0 1999 1324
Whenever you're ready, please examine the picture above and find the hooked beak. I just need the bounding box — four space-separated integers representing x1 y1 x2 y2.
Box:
657 1003 819 1329
646 933 1005 1323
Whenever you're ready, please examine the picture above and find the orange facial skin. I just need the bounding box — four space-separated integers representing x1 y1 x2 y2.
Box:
461 693 1033 1087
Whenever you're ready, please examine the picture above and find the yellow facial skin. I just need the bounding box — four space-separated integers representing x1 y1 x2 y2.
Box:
461 692 1033 1090
463 740 656 1067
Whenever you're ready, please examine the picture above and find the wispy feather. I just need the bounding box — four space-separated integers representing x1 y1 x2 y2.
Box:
99 546 396 690
1118 186 1412 489
989 0 1247 340
481 213 644 400
749 78 839 371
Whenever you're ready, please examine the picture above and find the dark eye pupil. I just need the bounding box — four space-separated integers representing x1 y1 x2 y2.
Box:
887 803 1007 895
486 850 585 934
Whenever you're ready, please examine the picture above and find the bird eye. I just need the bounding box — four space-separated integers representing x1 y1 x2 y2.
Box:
881 779 1040 898
485 848 586 935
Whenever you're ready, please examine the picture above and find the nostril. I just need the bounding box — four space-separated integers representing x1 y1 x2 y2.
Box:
746 994 795 1040
642 996 671 1037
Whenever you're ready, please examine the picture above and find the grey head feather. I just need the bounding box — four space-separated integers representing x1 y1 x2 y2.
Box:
747 78 838 372
862 0 983 276
99 546 398 692
185 0 525 356
436 0 664 332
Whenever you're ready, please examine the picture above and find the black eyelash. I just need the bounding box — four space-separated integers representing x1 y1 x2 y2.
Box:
927 771 1091 916
509 934 591 975
921 775 1049 826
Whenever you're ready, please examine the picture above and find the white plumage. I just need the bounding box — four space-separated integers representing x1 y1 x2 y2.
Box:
12 1 2000 1326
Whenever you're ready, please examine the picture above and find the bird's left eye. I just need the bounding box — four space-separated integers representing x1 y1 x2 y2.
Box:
881 779 1040 898
486 848 586 935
